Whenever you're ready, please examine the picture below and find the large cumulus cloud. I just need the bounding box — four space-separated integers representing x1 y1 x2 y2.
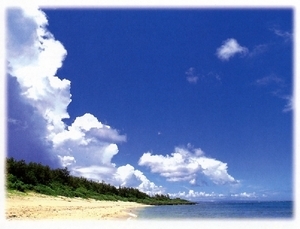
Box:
6 6 162 195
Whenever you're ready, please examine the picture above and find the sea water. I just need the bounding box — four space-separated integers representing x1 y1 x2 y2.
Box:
135 201 293 219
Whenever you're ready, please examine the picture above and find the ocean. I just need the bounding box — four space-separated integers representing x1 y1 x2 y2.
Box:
135 201 293 219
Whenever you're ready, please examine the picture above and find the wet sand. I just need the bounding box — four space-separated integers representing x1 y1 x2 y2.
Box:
6 191 149 220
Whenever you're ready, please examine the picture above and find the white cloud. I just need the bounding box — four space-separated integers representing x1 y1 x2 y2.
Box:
282 95 293 113
7 7 71 138
186 76 199 84
69 163 164 195
72 165 116 182
58 155 76 167
248 44 268 57
231 192 257 198
114 164 139 187
216 38 248 61
50 113 127 172
169 190 225 199
113 164 164 195
169 190 260 200
6 6 161 195
185 67 199 84
270 28 292 42
185 68 221 84
139 146 238 186
52 113 126 162
254 75 293 112
255 75 284 86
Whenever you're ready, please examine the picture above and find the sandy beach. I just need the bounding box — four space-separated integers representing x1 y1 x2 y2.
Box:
6 191 150 220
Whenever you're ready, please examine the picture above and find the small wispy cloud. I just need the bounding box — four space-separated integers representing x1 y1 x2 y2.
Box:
216 38 248 61
185 67 199 84
282 95 293 113
8 118 28 129
254 74 292 113
248 44 269 57
185 67 221 84
254 74 285 86
270 27 292 42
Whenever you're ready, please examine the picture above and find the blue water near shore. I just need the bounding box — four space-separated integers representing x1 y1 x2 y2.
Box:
136 201 293 219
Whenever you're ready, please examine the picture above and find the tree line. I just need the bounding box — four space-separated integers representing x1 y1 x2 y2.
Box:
6 157 195 205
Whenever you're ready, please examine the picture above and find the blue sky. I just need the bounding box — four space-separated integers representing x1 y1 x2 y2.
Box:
6 6 293 201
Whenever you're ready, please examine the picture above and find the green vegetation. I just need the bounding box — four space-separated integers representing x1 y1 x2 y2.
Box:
5 157 195 205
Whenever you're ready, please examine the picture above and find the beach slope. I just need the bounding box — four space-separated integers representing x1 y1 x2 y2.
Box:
6 191 149 220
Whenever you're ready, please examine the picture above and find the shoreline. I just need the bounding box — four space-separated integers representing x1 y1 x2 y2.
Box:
6 191 150 220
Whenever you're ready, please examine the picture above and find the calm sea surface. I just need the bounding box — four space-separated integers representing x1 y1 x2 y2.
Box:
135 201 293 219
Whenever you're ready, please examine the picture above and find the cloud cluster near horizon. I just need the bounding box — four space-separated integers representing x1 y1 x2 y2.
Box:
168 190 260 201
139 145 238 186
6 6 164 195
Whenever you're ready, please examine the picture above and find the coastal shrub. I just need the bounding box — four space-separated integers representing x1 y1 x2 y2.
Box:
73 190 85 198
117 196 129 202
9 180 27 192
98 194 113 201
49 181 65 192
88 194 102 201
57 186 75 197
109 195 119 202
6 173 18 187
6 174 32 192
33 184 56 196
75 187 88 196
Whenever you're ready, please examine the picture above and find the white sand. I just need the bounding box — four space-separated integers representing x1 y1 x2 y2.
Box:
6 191 149 220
